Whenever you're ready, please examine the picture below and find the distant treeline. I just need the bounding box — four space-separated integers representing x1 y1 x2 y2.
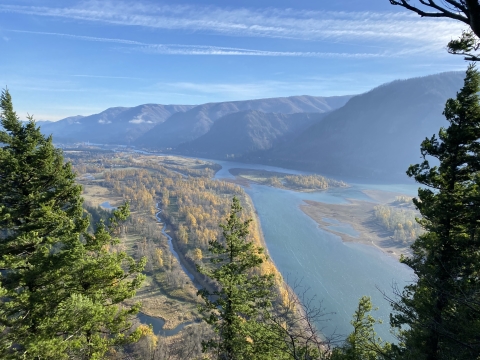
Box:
282 174 347 190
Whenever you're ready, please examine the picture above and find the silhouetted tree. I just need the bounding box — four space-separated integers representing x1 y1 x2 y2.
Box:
389 0 480 61
386 65 480 359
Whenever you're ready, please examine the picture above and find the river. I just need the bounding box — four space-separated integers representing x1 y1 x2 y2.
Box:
211 159 416 342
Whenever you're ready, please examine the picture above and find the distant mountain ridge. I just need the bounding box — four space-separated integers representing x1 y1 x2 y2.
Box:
40 95 352 146
134 95 353 148
177 110 327 159
41 104 194 144
244 71 465 181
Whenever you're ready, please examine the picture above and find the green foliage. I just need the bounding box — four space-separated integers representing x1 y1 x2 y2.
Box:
447 30 480 62
373 205 423 244
0 89 146 359
330 297 391 360
83 203 112 232
283 174 347 190
196 197 283 359
389 65 480 359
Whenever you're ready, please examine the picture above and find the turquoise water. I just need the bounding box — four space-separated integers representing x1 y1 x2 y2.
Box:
100 201 116 210
213 160 415 341
137 313 197 336
246 184 413 341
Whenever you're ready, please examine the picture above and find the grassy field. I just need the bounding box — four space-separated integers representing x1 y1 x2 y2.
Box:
81 183 123 208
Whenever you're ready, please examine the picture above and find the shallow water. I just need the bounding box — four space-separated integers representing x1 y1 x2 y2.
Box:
100 201 116 210
137 313 197 336
322 218 359 238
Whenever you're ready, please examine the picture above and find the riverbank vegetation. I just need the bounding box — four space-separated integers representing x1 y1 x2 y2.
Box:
229 168 348 191
373 205 423 245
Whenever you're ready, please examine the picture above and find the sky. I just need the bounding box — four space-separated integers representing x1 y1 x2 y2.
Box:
0 0 470 120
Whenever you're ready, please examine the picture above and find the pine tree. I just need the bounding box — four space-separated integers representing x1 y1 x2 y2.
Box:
389 65 480 359
0 89 146 359
197 197 283 360
330 297 391 360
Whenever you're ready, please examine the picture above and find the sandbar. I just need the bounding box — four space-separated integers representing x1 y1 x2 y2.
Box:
300 189 413 260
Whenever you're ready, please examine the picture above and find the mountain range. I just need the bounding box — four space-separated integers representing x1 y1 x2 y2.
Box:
39 71 466 181
40 104 195 144
42 95 350 146
243 71 465 180
177 111 327 158
134 95 352 148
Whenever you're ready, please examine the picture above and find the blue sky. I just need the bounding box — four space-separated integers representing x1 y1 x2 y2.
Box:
0 0 469 120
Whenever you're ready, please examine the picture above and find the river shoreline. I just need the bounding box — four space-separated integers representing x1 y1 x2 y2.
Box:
299 195 412 261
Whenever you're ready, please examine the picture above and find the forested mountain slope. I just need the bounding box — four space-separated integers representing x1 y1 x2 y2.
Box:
177 110 326 159
245 71 465 181
40 104 194 144
134 95 352 148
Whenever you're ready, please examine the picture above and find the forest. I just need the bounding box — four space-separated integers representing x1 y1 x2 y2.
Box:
373 200 424 245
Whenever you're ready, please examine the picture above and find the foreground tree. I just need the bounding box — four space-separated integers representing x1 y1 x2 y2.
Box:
197 197 287 359
387 65 480 359
0 89 146 359
389 0 480 61
330 297 391 360
198 198 329 359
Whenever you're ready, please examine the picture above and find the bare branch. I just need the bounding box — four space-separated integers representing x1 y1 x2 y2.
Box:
389 0 470 24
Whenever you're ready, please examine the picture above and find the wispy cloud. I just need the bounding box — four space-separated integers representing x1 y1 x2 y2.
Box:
72 74 145 80
0 1 465 47
126 44 389 58
162 80 359 99
9 29 390 58
8 29 145 45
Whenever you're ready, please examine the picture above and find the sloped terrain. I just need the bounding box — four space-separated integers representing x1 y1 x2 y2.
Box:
135 95 352 148
246 71 465 181
177 110 326 159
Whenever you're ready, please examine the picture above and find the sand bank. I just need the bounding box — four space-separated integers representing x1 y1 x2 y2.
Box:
300 189 413 260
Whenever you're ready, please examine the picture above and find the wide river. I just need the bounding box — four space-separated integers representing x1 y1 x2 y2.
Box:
211 159 417 342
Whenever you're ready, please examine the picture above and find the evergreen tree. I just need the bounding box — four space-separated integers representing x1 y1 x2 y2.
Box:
330 297 391 360
197 197 283 360
0 89 146 359
389 65 480 359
